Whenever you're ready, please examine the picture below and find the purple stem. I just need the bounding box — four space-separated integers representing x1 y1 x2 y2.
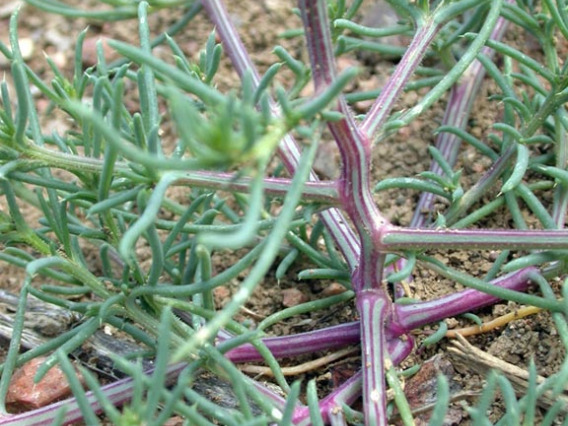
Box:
224 265 533 363
0 363 188 426
360 17 442 139
198 2 553 424
292 337 414 425
176 171 339 205
0 264 533 425
410 1 514 227
357 292 389 424
296 0 463 421
552 116 568 227
224 324 411 364
380 226 568 251
203 0 361 269
0 333 413 426
298 0 393 421
224 322 360 363
391 267 534 335
3 1 556 425
296 0 389 241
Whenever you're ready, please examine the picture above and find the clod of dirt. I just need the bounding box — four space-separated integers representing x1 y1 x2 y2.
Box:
6 356 84 411
487 321 538 366
281 288 308 307
214 285 232 307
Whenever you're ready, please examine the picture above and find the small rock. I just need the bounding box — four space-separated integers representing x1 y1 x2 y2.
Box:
50 51 68 69
82 36 116 67
360 1 407 48
17 37 34 61
321 282 348 297
214 286 231 305
445 318 459 329
281 288 308 307
264 0 289 15
0 36 34 68
163 416 184 426
44 28 73 53
6 356 85 411
313 140 340 179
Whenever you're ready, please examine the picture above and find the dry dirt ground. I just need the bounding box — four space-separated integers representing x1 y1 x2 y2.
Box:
0 0 566 424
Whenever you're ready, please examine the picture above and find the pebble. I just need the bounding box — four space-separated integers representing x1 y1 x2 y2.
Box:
163 416 184 426
360 0 407 48
82 35 116 67
213 286 231 303
0 36 34 68
282 288 308 307
321 282 348 296
17 37 33 60
6 356 85 410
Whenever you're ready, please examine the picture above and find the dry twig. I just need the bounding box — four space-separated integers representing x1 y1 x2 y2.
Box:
239 346 359 377
446 305 542 338
448 333 568 413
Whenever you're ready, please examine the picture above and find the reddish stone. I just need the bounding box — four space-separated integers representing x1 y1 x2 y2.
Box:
281 288 308 307
6 356 84 411
321 282 348 297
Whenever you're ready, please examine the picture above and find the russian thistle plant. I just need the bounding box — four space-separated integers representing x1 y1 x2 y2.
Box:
0 0 568 424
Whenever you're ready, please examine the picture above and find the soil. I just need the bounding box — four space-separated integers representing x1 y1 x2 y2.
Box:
0 0 565 425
